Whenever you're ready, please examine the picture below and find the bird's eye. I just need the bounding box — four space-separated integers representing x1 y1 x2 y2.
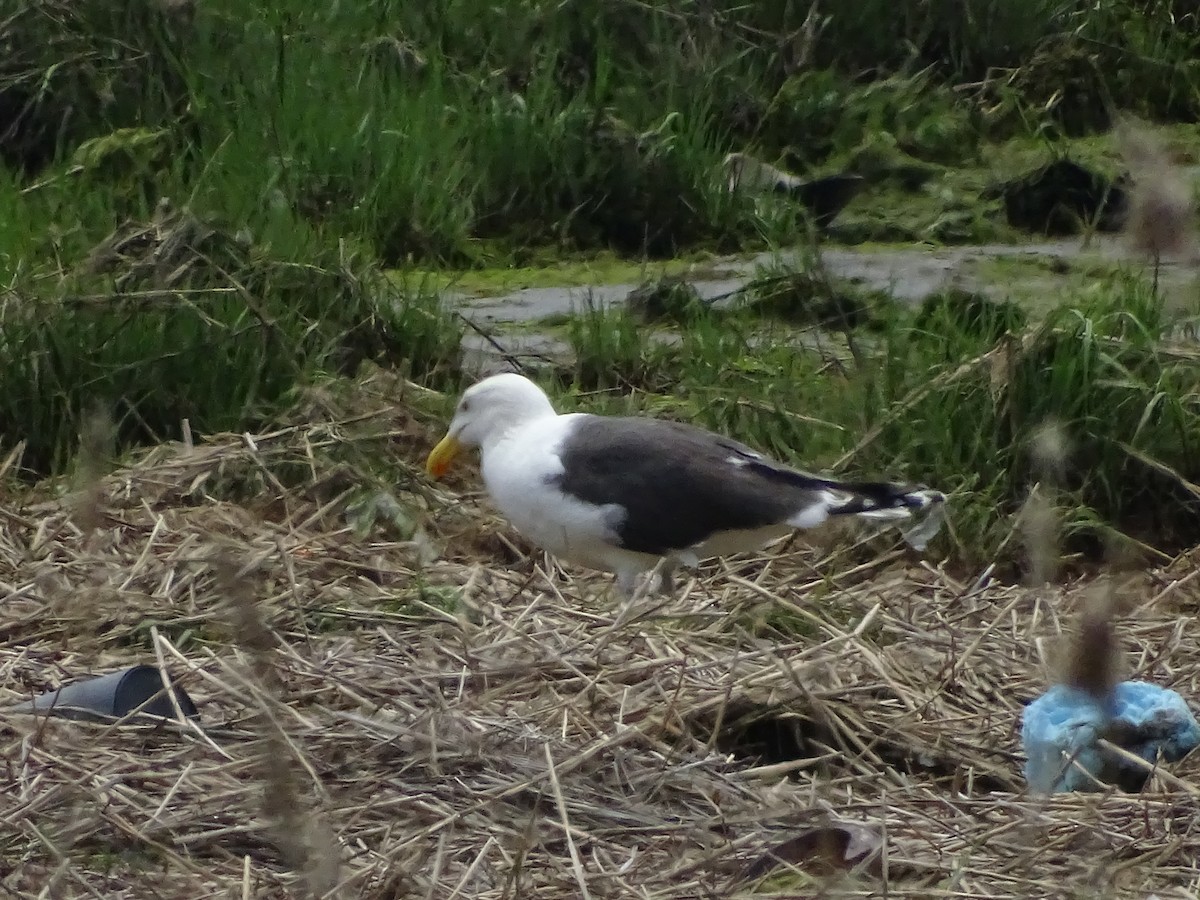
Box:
460 400 470 413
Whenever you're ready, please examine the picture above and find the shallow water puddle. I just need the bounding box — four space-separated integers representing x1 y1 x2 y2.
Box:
451 237 1197 374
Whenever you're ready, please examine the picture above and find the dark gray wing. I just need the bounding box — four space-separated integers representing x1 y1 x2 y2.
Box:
549 415 941 556
546 416 834 555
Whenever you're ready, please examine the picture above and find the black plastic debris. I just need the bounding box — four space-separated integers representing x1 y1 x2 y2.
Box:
994 159 1129 236
789 173 867 229
11 664 200 724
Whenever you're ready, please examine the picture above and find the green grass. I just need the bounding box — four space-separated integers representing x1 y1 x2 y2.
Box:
9 0 1200 267
402 252 742 297
0 211 462 475
854 277 1200 568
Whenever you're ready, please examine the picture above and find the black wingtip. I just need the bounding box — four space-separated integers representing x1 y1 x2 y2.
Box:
740 456 946 515
829 484 946 517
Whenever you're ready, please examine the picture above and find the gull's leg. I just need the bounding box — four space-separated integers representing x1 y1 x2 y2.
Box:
656 558 679 597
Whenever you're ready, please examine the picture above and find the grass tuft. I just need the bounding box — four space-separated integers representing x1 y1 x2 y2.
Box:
0 202 461 476
853 280 1200 569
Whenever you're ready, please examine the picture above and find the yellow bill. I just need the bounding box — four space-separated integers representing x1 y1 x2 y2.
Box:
425 433 463 479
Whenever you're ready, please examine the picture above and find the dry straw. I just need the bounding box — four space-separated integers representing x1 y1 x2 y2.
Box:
1 387 1200 897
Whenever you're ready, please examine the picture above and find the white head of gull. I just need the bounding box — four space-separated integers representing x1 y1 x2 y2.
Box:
427 373 946 597
428 372 556 460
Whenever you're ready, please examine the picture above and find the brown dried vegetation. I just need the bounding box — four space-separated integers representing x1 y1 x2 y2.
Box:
2 379 1200 898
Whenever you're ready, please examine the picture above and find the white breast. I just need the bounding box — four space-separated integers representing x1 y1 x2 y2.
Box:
480 416 631 572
